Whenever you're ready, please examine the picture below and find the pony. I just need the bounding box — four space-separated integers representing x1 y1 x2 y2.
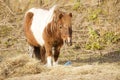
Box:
23 5 72 67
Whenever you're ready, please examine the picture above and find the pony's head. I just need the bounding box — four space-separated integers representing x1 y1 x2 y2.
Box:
53 10 72 46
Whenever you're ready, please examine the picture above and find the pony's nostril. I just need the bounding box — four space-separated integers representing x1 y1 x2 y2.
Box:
63 37 72 46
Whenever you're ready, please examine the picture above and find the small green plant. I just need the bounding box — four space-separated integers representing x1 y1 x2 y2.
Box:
72 1 80 10
85 27 102 50
102 32 119 45
89 14 97 20
89 8 102 20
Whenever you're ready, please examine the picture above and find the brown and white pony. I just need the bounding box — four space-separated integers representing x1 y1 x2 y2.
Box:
23 5 72 67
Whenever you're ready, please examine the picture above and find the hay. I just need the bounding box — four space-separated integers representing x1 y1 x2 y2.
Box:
0 54 47 79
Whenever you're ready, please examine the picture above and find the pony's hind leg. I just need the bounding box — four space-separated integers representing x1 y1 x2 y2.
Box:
40 46 46 63
34 46 40 59
28 45 34 58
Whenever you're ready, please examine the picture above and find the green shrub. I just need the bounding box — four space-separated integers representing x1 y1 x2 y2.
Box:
102 32 119 45
85 27 102 50
86 27 120 50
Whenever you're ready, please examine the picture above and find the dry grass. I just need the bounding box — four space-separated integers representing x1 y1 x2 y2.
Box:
4 62 120 80
0 50 120 80
0 54 48 79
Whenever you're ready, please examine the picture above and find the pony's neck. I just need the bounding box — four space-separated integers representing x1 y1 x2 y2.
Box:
45 22 61 39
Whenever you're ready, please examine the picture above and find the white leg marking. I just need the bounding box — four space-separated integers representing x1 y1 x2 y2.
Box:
28 45 34 58
47 56 52 67
53 60 58 66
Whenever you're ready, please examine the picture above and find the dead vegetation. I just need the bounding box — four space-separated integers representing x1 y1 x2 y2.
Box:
0 0 120 80
0 54 120 80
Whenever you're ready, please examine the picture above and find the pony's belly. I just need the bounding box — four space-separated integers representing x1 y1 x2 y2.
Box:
32 32 45 46
30 20 45 46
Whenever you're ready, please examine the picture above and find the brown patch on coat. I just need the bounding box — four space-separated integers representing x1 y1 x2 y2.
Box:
23 12 39 47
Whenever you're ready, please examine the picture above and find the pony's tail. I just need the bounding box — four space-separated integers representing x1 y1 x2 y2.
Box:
23 12 33 38
23 12 33 28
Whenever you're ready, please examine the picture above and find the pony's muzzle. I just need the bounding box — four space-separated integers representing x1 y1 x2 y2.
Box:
65 37 72 46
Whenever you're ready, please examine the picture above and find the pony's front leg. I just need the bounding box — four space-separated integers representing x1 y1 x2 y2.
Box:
53 47 60 66
45 44 52 67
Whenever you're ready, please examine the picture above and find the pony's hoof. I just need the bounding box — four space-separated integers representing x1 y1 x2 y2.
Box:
44 63 52 68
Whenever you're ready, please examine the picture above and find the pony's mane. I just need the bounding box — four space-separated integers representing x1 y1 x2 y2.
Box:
45 9 64 37
45 5 57 26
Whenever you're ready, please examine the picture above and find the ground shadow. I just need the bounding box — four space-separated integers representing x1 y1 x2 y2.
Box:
60 50 120 65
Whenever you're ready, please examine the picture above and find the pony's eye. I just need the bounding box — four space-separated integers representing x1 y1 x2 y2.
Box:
60 26 62 29
59 25 62 29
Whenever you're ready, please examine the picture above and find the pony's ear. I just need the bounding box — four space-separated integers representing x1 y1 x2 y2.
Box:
69 13 72 17
59 13 63 19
